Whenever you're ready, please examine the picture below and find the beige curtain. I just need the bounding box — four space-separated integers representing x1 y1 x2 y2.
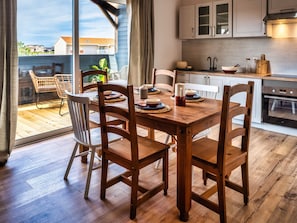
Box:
0 0 18 166
127 0 154 86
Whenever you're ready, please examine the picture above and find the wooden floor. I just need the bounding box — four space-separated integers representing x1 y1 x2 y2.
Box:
1 126 297 223
16 100 72 140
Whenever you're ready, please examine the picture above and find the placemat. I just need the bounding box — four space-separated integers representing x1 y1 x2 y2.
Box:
186 98 205 103
105 96 126 103
135 104 171 114
148 89 161 95
92 95 126 103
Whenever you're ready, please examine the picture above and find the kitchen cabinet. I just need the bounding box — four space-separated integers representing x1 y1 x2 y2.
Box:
179 5 195 39
189 73 224 99
223 77 262 124
196 0 232 38
176 72 190 83
268 0 297 14
233 0 267 37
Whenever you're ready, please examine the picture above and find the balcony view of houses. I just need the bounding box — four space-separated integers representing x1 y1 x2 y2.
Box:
17 0 128 144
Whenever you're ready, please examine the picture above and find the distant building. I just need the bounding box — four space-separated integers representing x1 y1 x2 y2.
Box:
26 45 46 53
54 36 115 55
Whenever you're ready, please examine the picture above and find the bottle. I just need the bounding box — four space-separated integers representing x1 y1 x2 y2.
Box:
251 57 258 73
245 58 251 73
139 85 148 99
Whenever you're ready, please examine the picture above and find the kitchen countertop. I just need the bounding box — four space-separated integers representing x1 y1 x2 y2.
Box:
177 70 297 82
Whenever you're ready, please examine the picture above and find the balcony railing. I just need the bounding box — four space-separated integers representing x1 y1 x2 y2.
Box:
18 54 117 105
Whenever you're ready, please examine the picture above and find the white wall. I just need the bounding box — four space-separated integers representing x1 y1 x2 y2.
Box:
154 0 181 70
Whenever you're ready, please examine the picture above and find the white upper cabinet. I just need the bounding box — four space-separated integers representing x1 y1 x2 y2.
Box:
196 0 232 38
233 0 267 37
268 0 297 14
179 5 195 39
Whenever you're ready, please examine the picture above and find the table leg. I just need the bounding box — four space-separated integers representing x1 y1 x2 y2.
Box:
176 126 192 221
80 145 88 163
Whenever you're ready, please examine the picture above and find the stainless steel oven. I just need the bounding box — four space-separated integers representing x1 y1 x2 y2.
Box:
262 78 297 129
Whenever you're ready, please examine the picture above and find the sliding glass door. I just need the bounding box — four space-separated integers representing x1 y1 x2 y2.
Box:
16 0 121 145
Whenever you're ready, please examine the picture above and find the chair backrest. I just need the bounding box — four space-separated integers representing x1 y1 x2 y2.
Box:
66 92 93 146
80 70 108 93
53 63 64 74
29 70 39 90
152 68 176 93
33 64 55 76
97 82 139 162
184 83 219 99
217 81 254 168
119 65 129 80
54 74 73 99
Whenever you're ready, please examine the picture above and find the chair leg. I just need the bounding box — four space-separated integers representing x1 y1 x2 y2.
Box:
59 98 65 116
35 93 42 109
241 163 249 205
163 151 168 195
84 147 96 199
100 153 108 200
292 102 296 114
155 134 171 169
203 170 208 185
64 142 79 180
217 174 227 223
130 169 139 220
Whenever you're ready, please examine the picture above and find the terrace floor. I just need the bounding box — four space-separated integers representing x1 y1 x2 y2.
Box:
16 99 72 142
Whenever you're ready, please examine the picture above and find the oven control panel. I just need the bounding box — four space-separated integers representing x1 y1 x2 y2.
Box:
262 86 297 97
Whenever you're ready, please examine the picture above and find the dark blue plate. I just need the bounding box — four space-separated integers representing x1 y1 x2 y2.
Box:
148 87 158 93
185 94 201 100
137 103 165 110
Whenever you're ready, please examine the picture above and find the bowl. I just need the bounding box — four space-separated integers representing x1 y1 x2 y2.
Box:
176 61 188 69
143 84 154 90
103 90 112 96
222 66 238 74
145 98 161 107
185 89 197 96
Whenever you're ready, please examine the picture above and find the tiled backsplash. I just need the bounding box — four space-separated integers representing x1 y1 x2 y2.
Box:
182 38 297 75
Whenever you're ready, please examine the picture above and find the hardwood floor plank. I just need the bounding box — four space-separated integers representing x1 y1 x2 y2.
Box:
1 127 297 222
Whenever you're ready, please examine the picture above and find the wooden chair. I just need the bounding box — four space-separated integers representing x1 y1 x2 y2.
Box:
80 70 111 127
97 82 169 220
155 82 219 169
54 74 72 116
145 68 177 140
191 81 254 223
184 83 219 140
80 69 108 93
152 68 176 93
64 92 121 198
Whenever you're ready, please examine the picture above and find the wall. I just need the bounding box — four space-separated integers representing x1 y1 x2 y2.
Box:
182 37 297 75
154 0 181 70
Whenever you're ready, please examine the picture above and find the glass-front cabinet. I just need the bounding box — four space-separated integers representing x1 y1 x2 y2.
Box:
196 0 232 38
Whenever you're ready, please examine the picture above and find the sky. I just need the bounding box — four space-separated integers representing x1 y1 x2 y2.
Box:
17 0 115 47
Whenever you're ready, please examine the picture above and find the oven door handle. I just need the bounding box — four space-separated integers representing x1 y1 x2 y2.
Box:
264 95 297 102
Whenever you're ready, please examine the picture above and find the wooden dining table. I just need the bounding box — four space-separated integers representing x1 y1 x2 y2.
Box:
82 89 239 222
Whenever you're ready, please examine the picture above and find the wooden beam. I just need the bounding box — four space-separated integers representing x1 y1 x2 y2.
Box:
90 0 120 29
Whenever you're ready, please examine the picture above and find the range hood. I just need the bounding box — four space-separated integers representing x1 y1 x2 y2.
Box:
264 12 297 38
264 12 297 24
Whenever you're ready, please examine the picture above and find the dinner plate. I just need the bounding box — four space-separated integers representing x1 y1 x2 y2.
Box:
105 92 122 100
185 94 201 100
136 103 165 110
